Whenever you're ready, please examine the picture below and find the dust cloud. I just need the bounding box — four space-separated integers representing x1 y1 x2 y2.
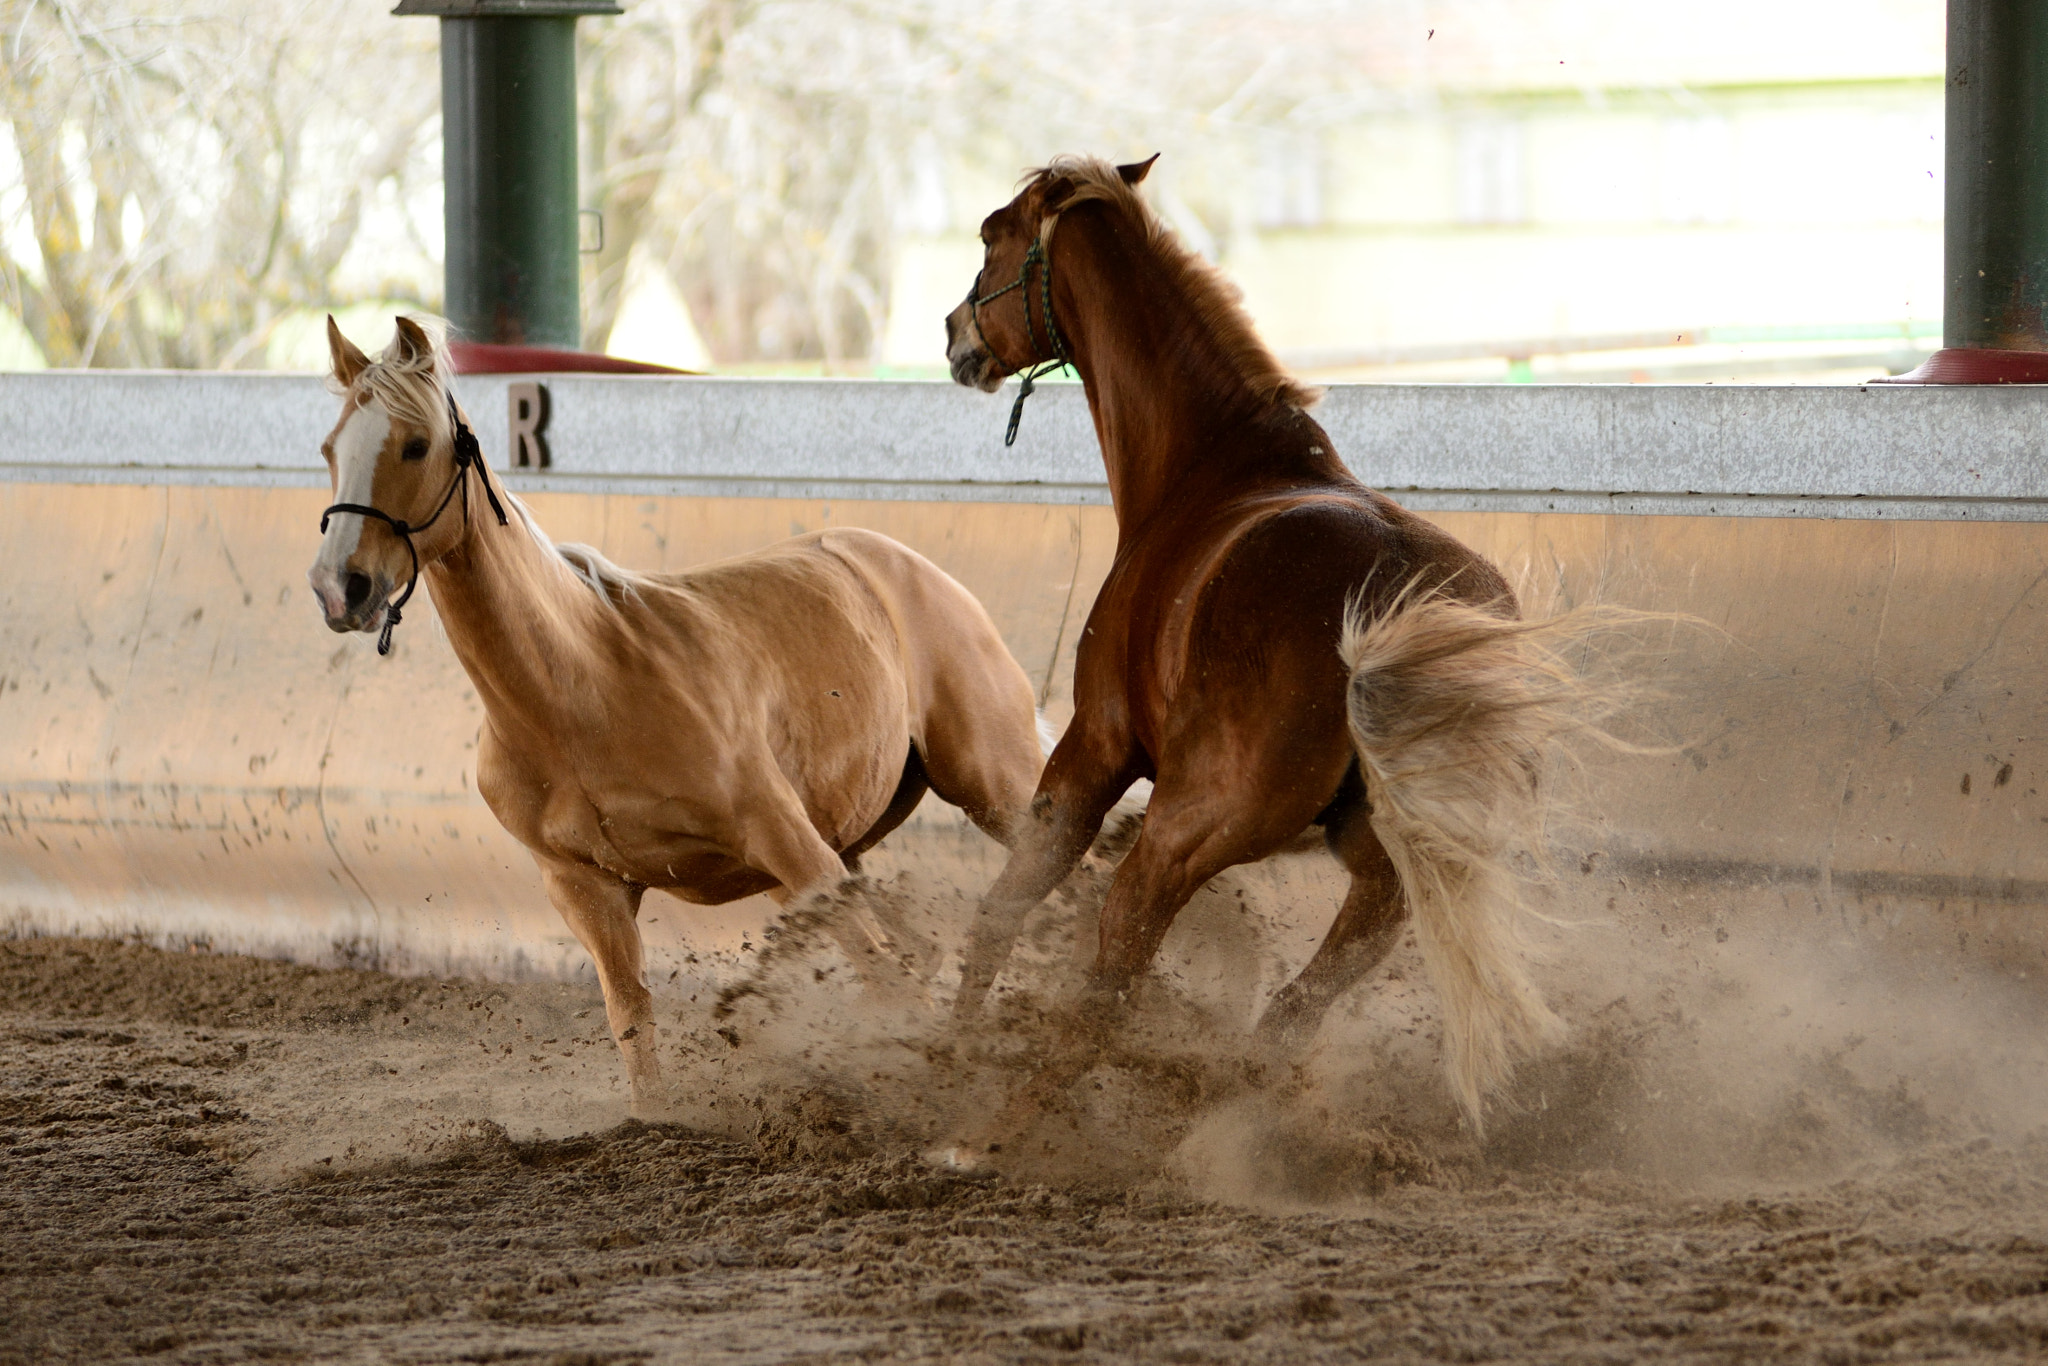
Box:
686 831 2048 1208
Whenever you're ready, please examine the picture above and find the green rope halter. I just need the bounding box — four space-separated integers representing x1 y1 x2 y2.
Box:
969 235 1072 446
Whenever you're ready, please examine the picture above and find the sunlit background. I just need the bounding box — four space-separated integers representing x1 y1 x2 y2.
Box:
0 0 1943 382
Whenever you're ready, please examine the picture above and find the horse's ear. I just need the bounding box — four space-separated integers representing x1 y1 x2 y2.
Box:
391 315 436 370
1117 153 1160 186
328 315 369 387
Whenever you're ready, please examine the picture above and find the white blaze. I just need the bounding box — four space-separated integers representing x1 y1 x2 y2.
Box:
314 403 390 575
307 402 393 623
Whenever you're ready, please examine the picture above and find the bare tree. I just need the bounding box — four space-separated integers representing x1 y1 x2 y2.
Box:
4 0 1401 369
577 0 1400 366
0 0 439 368
581 0 928 365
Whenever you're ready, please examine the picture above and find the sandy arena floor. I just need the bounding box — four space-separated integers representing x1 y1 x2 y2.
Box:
4 886 2048 1365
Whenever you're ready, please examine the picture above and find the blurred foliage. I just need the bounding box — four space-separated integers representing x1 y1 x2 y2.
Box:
1 0 1391 367
0 0 437 368
578 0 1379 364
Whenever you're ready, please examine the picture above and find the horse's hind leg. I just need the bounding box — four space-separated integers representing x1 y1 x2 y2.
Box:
743 787 925 990
1086 779 1293 997
840 747 932 873
913 634 1044 847
1252 785 1409 1055
538 860 665 1117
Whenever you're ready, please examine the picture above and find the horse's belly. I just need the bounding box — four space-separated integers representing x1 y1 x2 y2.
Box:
662 863 782 905
613 832 780 905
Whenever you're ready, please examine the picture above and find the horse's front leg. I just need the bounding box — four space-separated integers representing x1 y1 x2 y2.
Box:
931 784 1237 1171
536 859 665 1117
952 730 1141 1024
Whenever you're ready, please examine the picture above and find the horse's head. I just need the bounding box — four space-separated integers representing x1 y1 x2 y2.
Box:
944 153 1158 391
308 315 472 637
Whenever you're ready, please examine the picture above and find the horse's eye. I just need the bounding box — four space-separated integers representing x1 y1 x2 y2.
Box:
401 437 429 461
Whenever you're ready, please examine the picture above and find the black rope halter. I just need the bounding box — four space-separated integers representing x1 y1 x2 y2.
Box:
968 233 1072 446
319 391 509 656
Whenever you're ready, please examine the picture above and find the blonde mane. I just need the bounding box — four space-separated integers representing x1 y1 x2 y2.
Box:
1030 155 1323 412
511 501 644 611
335 313 643 611
331 314 458 448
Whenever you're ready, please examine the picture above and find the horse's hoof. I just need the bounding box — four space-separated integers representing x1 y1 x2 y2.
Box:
1250 1003 1319 1059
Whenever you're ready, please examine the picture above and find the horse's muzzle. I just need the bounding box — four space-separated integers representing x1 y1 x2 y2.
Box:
949 347 1004 393
308 564 392 635
944 302 1005 393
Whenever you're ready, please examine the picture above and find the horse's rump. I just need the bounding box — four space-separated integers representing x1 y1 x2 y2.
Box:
644 526 1041 847
810 529 1044 840
1125 491 1512 767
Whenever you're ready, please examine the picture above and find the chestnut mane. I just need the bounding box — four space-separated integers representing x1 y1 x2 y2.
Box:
1029 154 1323 413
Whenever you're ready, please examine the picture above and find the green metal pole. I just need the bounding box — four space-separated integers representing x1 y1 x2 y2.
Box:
1946 0 2048 351
440 14 580 347
395 2 619 350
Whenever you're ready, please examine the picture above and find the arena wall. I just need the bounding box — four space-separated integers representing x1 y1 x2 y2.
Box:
3 373 2044 984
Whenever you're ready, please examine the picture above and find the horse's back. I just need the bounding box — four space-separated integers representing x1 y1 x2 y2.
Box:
1146 483 1508 670
662 524 1035 759
1249 477 1506 605
643 529 948 668
636 526 1031 730
661 526 984 625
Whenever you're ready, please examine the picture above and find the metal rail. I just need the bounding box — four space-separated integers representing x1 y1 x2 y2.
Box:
4 373 2046 520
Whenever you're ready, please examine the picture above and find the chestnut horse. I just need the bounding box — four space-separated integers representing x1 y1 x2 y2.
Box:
308 316 1044 1116
941 155 1590 1153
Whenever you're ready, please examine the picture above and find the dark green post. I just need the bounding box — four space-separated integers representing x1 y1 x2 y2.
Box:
1946 0 2048 351
395 1 620 349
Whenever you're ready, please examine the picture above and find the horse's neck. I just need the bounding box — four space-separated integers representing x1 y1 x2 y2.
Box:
424 495 593 739
1058 213 1318 533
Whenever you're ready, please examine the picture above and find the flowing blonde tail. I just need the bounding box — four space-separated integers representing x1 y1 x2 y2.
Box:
1341 587 1641 1130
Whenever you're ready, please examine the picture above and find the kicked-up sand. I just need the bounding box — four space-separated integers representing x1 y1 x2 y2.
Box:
4 848 2048 1364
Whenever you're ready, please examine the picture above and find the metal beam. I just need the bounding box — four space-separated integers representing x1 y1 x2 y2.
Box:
396 1 621 349
7 373 2048 521
1947 0 2048 350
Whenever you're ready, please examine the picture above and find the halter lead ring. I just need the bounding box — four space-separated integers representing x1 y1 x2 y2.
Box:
969 233 1072 446
320 391 509 656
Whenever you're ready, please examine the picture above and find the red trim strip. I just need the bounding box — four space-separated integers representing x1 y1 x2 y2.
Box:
1870 347 2048 385
449 341 695 376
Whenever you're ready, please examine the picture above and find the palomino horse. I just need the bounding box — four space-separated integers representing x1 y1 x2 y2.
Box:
941 155 1591 1152
308 316 1044 1115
